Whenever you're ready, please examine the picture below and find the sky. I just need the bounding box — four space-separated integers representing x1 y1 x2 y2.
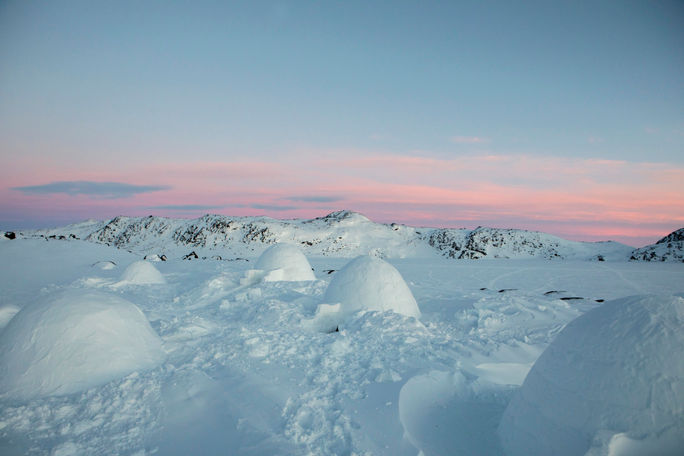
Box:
1 0 682 247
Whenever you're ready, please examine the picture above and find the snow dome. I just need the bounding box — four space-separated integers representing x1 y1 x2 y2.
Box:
0 290 166 400
254 243 315 282
323 255 420 319
92 260 117 270
118 260 166 285
498 295 684 456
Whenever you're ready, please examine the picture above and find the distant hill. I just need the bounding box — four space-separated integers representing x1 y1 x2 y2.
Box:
630 228 684 262
8 210 639 261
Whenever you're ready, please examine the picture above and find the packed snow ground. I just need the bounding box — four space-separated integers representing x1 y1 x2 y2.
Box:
0 238 682 455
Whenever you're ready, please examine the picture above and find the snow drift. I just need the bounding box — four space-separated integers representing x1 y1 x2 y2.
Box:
0 290 166 400
118 260 166 285
498 295 684 456
0 304 20 330
323 255 420 320
254 243 315 282
399 370 511 455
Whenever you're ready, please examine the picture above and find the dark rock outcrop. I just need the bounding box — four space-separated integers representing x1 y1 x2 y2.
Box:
630 228 684 262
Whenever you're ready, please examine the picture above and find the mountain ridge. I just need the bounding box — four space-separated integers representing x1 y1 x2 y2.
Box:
6 210 667 261
630 228 684 262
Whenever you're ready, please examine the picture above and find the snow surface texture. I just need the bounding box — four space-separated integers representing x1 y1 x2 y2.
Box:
15 210 641 261
322 255 420 325
498 295 684 456
1 236 683 455
253 243 316 282
0 290 166 400
117 260 166 285
0 305 20 330
399 370 513 455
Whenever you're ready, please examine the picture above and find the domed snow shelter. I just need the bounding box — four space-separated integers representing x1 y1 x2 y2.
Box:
324 255 421 319
254 243 316 282
118 260 166 285
0 290 166 400
498 295 684 456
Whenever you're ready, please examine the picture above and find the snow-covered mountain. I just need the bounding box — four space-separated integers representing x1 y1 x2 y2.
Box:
7 210 637 261
425 226 630 260
630 228 684 262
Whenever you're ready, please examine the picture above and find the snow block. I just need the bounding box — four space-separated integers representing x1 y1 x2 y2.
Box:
0 290 166 399
323 255 420 319
254 243 315 282
118 260 165 285
498 295 684 456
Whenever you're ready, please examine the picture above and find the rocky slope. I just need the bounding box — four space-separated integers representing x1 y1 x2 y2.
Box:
10 210 635 261
630 228 684 262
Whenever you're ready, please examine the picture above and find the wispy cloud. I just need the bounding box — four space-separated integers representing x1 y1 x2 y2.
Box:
450 136 489 144
286 195 344 203
12 181 170 199
5 151 683 246
149 204 224 211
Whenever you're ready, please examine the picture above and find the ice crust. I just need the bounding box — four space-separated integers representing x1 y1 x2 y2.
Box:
498 295 684 456
323 255 420 319
254 243 316 282
0 290 166 399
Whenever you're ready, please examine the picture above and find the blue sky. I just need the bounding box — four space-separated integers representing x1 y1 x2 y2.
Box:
1 1 683 245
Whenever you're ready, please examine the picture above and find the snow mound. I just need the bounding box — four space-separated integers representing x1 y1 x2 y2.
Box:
92 260 117 270
399 370 512 455
323 255 420 319
254 243 315 282
118 260 165 285
498 295 684 456
0 290 166 399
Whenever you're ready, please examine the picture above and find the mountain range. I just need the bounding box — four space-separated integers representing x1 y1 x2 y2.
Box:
4 210 683 262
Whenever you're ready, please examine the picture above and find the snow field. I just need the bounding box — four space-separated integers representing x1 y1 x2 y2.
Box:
1 239 683 455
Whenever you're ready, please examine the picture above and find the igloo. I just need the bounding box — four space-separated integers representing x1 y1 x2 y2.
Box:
118 260 166 285
253 243 315 282
0 290 166 399
323 255 420 319
498 295 684 456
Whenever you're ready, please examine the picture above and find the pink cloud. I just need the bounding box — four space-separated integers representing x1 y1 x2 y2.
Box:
2 151 683 247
